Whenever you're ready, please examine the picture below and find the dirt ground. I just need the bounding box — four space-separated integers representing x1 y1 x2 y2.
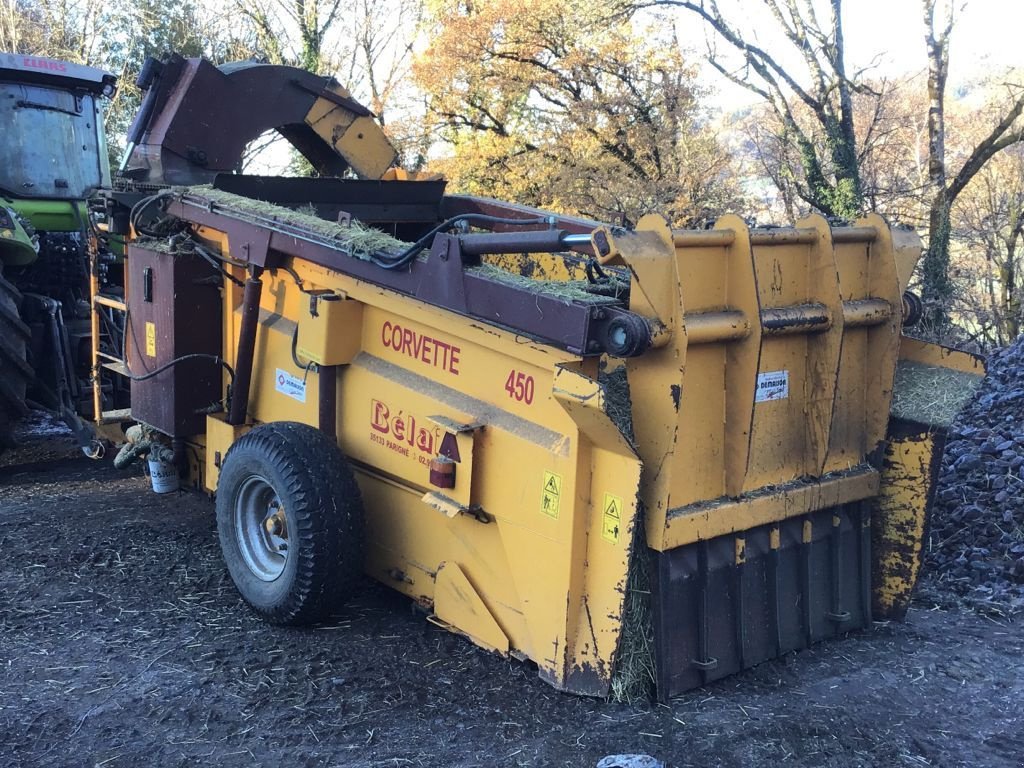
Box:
2 418 1023 768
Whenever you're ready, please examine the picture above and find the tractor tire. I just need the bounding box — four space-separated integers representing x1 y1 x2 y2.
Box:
0 263 32 453
216 421 365 625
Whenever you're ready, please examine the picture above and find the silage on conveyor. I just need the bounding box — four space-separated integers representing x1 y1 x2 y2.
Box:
186 186 410 260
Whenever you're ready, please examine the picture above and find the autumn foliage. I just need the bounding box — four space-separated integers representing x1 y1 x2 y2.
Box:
413 0 743 226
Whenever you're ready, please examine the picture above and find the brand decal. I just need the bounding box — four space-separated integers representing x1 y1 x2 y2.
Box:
381 320 461 375
275 368 306 403
755 370 789 402
22 57 67 72
370 398 440 465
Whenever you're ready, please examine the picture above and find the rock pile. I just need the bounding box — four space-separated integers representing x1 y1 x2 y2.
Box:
927 336 1024 614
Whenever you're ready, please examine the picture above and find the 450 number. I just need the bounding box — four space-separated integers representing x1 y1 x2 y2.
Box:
504 370 535 404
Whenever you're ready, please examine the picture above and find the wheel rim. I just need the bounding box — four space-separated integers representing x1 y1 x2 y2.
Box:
234 474 289 581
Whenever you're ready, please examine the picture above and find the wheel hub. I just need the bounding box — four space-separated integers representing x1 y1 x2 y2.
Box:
234 474 289 581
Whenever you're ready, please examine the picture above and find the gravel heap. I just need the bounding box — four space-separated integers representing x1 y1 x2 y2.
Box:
927 336 1024 614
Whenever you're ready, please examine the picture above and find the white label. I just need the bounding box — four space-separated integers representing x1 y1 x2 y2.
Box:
275 368 307 403
755 370 789 402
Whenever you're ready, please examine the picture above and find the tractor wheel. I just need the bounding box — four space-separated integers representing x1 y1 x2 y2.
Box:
0 263 32 453
215 421 365 625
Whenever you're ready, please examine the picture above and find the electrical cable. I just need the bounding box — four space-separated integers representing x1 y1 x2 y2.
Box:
193 242 245 287
585 258 610 284
290 325 317 374
123 353 235 384
129 190 176 238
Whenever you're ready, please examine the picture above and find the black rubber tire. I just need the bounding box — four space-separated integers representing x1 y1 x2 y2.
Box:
0 263 32 453
215 421 365 625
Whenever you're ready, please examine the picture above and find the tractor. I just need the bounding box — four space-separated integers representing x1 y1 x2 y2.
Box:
0 52 117 452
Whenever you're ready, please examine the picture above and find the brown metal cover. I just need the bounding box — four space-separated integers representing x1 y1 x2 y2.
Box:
126 244 223 436
123 55 358 184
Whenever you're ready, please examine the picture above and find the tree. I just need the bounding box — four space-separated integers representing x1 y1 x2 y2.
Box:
415 0 743 226
231 0 424 171
917 0 1024 328
653 0 1024 335
646 0 870 219
954 145 1024 347
232 0 344 72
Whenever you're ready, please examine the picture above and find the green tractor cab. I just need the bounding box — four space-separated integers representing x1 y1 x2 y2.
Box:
0 53 117 453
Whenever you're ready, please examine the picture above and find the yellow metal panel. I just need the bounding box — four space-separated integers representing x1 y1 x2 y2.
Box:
553 362 642 691
204 414 251 491
872 424 939 619
717 215 761 498
661 466 879 550
295 294 364 366
247 308 320 426
898 335 985 375
433 562 510 654
823 215 903 473
332 115 397 179
742 220 835 489
303 85 397 179
795 215 843 475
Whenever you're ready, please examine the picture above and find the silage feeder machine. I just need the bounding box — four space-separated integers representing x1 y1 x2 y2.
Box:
95 55 984 700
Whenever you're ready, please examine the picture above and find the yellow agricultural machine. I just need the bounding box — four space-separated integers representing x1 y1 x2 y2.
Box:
86 55 984 700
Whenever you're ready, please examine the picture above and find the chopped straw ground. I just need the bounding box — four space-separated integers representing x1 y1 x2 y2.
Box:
890 360 983 428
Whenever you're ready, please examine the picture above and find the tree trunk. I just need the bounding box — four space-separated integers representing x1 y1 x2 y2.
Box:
920 0 952 329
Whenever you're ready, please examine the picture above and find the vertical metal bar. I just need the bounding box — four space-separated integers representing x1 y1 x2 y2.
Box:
859 501 873 625
228 273 263 426
827 507 851 625
733 537 747 669
692 540 718 678
801 518 813 647
319 364 337 438
768 526 782 656
89 258 102 423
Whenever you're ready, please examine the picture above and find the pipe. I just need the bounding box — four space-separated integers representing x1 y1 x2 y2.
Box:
760 303 832 336
673 230 737 248
685 310 750 345
842 298 893 328
832 226 877 244
750 228 817 246
458 229 568 256
228 273 263 426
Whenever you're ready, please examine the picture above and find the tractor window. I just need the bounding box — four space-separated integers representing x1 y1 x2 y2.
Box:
0 82 106 200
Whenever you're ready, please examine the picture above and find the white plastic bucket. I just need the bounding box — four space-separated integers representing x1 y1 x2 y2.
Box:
148 458 179 493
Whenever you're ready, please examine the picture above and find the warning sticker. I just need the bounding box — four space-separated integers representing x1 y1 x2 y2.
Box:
275 368 307 403
755 370 789 402
145 321 156 358
541 470 562 519
601 493 623 543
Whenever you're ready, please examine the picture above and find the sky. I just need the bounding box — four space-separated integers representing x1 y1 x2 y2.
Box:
666 0 1023 110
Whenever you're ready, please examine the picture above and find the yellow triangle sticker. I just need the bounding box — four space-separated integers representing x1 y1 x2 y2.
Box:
541 471 562 519
544 474 561 495
601 492 624 543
